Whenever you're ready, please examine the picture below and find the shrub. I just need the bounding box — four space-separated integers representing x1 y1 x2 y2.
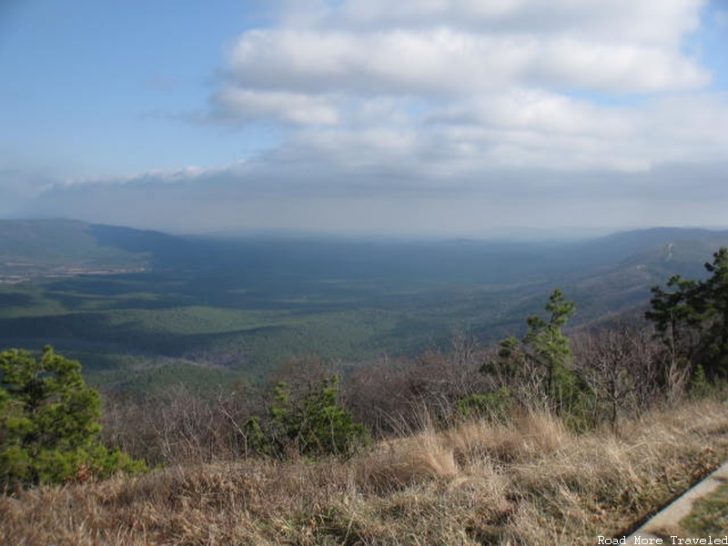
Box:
263 376 370 458
481 290 593 422
0 347 145 489
689 364 713 399
457 387 512 422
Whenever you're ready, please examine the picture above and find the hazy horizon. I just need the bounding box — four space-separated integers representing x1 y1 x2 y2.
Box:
4 216 728 244
2 1 727 235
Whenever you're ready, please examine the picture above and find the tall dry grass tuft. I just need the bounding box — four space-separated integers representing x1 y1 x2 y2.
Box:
2 398 727 545
445 410 570 464
359 428 459 492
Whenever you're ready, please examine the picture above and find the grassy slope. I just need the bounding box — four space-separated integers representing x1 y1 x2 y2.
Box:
2 398 727 545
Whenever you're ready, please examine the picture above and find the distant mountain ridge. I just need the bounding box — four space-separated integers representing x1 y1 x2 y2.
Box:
580 227 728 280
582 227 728 262
2 219 728 284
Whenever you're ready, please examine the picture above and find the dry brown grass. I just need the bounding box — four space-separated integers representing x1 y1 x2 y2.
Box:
2 398 727 545
444 410 570 465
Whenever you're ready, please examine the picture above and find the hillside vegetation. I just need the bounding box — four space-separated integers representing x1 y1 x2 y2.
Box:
2 245 728 544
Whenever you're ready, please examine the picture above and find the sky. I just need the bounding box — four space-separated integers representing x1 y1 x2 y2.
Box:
1 0 727 236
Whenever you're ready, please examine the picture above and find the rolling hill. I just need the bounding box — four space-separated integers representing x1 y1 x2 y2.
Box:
0 219 151 282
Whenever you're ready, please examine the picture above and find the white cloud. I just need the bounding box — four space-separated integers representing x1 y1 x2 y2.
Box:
227 29 707 96
213 88 340 125
205 0 720 179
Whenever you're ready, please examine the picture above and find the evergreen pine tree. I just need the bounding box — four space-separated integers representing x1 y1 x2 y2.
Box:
0 347 145 488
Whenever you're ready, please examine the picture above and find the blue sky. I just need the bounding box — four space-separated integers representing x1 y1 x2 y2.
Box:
0 1 276 177
1 0 727 235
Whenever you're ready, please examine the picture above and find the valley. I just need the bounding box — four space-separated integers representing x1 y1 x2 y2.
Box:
1 219 727 395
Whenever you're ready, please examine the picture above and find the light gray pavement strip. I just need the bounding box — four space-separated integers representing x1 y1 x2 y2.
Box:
623 460 728 544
